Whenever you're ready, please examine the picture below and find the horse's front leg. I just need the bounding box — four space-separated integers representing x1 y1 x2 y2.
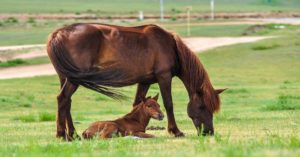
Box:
133 83 150 106
57 78 79 141
157 73 184 137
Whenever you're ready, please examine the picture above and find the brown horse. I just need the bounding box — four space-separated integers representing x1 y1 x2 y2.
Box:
82 94 163 139
47 23 225 140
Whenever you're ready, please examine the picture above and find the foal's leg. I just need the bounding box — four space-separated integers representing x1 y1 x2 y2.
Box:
133 83 150 106
57 78 78 141
100 124 118 139
132 132 155 138
157 73 184 137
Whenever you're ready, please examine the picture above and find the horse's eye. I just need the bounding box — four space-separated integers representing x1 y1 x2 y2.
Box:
199 105 205 110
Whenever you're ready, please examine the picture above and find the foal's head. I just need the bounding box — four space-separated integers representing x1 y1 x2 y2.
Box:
141 94 164 121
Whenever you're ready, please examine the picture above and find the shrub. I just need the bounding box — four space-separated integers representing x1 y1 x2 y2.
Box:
27 17 36 23
171 16 177 21
251 44 280 50
4 17 18 23
0 59 27 68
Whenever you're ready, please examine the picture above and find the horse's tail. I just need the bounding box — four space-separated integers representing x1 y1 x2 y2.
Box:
172 34 220 113
47 30 129 99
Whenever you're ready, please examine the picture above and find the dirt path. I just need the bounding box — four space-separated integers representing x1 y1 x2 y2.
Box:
0 36 272 79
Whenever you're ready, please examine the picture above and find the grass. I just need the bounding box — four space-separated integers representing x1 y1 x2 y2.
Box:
0 19 299 46
0 30 299 156
0 57 50 68
0 0 299 14
13 112 55 122
0 19 253 46
0 59 27 67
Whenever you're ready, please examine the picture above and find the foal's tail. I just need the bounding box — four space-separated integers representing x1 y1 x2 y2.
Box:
47 30 130 99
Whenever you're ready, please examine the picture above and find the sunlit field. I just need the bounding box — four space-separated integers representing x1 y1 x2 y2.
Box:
0 28 299 156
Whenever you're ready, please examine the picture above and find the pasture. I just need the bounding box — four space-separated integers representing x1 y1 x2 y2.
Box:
0 18 253 46
0 24 299 156
0 0 300 14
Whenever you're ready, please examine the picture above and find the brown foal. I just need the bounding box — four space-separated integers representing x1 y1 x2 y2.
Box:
82 94 164 139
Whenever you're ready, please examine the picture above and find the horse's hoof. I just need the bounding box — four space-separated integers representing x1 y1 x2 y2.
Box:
73 134 82 140
174 132 185 137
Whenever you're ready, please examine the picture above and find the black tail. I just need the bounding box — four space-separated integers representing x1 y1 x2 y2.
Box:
47 32 132 99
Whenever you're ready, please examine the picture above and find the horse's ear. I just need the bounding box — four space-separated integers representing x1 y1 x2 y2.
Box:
153 93 159 101
215 88 227 95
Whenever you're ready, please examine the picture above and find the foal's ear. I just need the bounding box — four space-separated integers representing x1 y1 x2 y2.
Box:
143 96 151 102
215 88 227 95
153 93 159 101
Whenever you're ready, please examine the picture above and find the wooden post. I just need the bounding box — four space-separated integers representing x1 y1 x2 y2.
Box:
160 0 164 21
211 0 214 20
186 6 192 36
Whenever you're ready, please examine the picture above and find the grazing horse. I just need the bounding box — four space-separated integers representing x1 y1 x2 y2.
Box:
47 23 225 140
82 94 163 139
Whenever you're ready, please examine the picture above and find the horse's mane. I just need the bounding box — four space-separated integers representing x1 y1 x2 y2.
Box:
173 35 220 113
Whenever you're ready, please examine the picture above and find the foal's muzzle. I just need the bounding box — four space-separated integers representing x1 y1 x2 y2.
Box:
155 113 164 121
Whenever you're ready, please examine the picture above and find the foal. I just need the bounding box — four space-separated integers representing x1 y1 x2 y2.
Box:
82 94 164 139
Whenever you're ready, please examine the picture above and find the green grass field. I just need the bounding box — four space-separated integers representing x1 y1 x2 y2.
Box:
0 19 254 46
0 29 299 156
0 0 299 14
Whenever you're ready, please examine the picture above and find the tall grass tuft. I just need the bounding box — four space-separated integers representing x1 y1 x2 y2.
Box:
263 94 300 111
13 112 55 122
38 112 55 122
13 114 37 122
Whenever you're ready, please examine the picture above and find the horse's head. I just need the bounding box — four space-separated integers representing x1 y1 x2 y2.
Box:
142 94 164 121
187 89 226 136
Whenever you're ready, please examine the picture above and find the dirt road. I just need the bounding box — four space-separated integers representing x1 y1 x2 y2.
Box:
0 36 272 79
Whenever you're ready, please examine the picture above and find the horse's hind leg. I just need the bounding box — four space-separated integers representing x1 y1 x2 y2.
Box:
133 83 150 106
66 95 81 140
57 77 78 141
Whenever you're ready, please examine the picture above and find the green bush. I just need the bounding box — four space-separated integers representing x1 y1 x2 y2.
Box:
27 17 36 23
251 44 280 50
4 17 18 23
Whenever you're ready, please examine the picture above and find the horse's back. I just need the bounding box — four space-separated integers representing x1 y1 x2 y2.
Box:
48 23 179 86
